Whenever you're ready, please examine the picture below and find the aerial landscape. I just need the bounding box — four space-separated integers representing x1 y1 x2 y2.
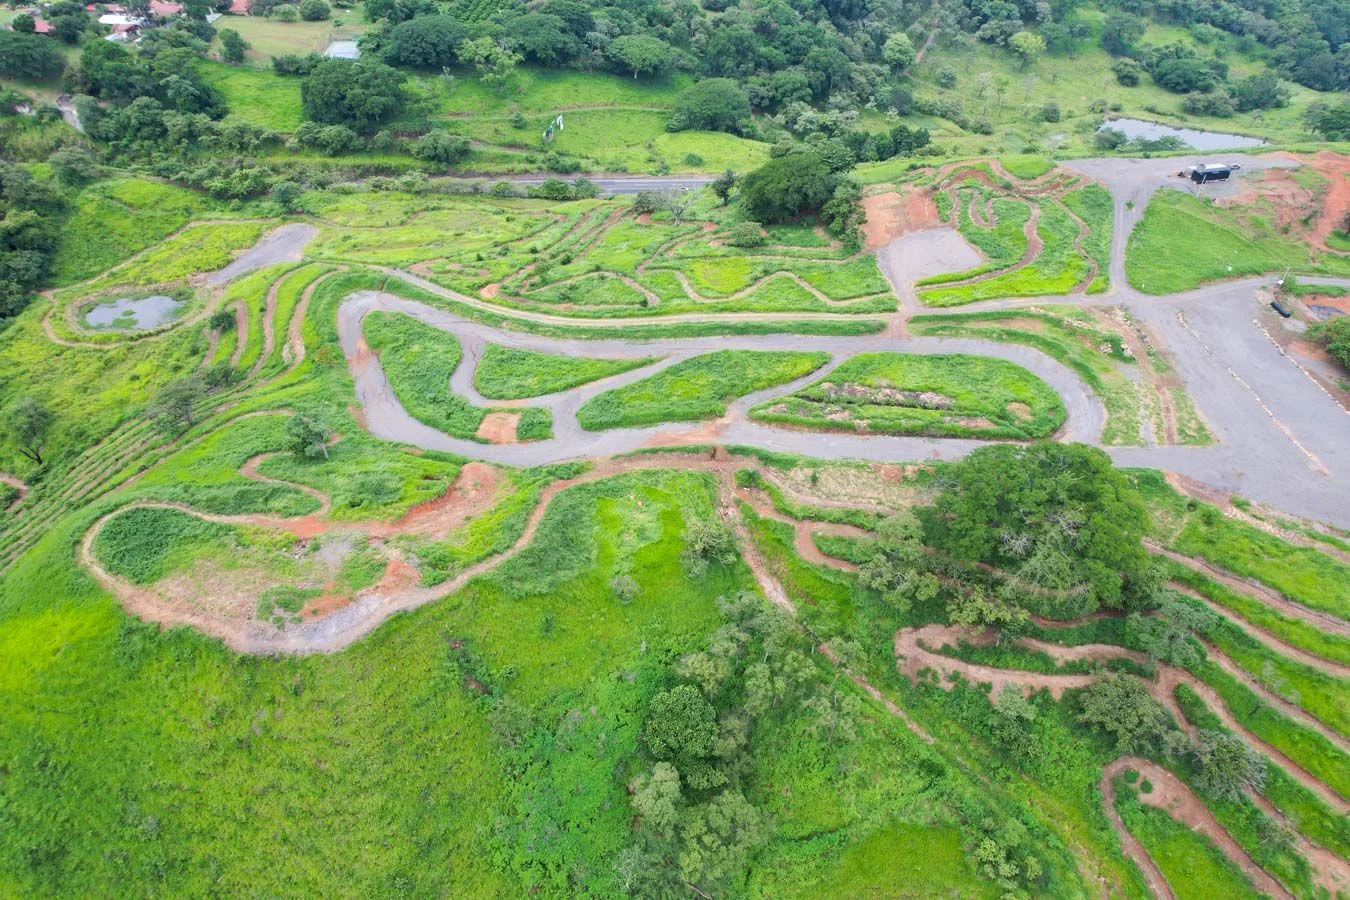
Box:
0 0 1348 893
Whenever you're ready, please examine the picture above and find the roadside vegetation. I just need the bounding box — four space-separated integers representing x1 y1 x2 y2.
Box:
363 311 552 441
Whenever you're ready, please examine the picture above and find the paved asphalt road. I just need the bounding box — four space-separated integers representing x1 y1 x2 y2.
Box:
288 155 1350 527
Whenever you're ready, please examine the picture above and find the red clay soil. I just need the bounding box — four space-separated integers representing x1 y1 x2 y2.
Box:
861 189 940 249
1305 151 1350 252
373 462 499 540
1103 757 1293 900
475 411 520 444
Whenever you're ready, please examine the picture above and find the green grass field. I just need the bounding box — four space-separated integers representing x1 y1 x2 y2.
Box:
209 16 365 66
51 179 220 287
576 350 829 430
474 344 655 400
199 61 307 132
750 352 1065 439
1126 189 1350 294
920 200 1089 306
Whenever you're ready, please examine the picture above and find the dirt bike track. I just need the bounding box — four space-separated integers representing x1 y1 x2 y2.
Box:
11 155 1350 898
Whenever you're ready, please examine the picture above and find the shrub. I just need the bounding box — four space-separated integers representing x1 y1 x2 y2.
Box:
1308 317 1350 368
1040 101 1061 122
1181 90 1235 117
413 130 470 165
298 0 330 19
272 4 298 21
724 222 764 247
1112 58 1141 87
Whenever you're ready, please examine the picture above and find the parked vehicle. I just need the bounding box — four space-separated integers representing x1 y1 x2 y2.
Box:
1177 163 1241 184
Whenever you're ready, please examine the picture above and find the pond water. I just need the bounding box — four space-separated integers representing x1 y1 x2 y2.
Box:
84 295 184 330
1101 118 1267 151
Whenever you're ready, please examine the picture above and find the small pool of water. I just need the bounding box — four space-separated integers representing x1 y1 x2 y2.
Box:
84 295 184 330
1101 118 1267 150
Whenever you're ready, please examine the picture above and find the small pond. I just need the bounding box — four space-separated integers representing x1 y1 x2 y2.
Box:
1100 118 1267 151
84 294 184 330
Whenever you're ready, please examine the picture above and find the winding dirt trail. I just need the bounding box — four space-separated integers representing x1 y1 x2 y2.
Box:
896 622 1347 812
1168 581 1350 677
1149 542 1350 638
894 622 1349 894
1101 757 1292 900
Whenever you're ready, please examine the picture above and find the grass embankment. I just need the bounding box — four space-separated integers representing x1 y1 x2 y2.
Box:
474 344 655 400
1167 563 1350 666
750 352 1065 439
999 155 1055 179
1126 188 1350 294
51 179 222 286
2 464 1045 896
576 349 829 431
1112 780 1264 900
1062 184 1113 294
363 311 552 441
918 191 1031 288
1133 469 1350 621
910 307 1143 445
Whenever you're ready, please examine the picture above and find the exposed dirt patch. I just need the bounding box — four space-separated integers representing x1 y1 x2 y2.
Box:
1006 401 1033 420
481 283 500 299
1219 168 1315 232
1303 293 1350 317
861 189 939 249
475 412 520 444
1303 151 1350 252
819 382 955 409
376 462 500 539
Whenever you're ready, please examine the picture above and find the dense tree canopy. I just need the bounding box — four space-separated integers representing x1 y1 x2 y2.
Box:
382 15 465 69
924 443 1158 610
301 59 407 134
0 32 65 80
737 152 837 224
666 78 751 134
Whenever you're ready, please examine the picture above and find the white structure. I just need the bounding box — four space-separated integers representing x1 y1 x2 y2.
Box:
324 40 360 59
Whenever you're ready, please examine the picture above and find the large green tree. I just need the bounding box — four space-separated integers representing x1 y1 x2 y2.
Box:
300 59 406 134
382 15 465 69
667 78 750 133
0 31 66 80
737 152 836 224
924 443 1158 610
